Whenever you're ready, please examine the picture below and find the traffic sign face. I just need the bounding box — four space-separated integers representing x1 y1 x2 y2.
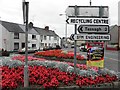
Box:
70 34 75 40
78 25 109 34
74 34 110 41
66 18 109 25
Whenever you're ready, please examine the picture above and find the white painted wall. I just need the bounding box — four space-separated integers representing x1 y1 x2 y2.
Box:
0 22 2 50
118 1 120 49
118 1 120 25
41 35 59 47
1 25 10 51
0 22 25 51
28 34 40 49
13 33 25 50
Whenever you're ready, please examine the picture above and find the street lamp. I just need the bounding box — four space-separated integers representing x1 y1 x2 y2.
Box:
22 0 29 87
59 14 67 48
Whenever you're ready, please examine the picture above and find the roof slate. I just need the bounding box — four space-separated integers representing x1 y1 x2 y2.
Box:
0 20 59 37
34 27 58 37
19 24 39 35
1 20 24 33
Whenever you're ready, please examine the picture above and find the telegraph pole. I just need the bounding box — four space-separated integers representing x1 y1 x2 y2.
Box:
22 1 29 87
74 5 77 73
90 0 92 6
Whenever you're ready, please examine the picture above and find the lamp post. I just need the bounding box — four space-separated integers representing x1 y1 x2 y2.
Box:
22 1 34 87
59 14 67 48
22 0 29 87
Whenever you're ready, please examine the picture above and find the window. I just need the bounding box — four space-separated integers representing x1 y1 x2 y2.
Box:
32 44 36 48
49 36 51 40
14 43 19 50
54 37 57 40
32 35 36 39
40 35 43 40
44 36 47 40
14 33 19 39
21 43 25 48
54 43 57 46
41 43 44 47
49 43 51 47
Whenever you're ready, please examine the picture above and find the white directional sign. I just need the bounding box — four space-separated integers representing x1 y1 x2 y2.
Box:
74 34 110 41
70 34 75 40
78 25 109 34
66 18 109 25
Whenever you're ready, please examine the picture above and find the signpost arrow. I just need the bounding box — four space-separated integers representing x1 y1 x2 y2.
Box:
78 25 109 34
70 34 75 40
66 18 69 24
78 26 83 32
66 18 109 25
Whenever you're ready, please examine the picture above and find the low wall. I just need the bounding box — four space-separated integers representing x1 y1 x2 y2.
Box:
106 45 118 51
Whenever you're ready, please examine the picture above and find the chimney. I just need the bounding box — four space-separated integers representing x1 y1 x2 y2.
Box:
44 26 49 30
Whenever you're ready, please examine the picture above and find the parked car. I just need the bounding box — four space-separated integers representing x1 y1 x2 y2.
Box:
18 47 38 54
71 44 74 48
1 49 10 56
43 45 61 51
79 43 87 52
63 44 68 48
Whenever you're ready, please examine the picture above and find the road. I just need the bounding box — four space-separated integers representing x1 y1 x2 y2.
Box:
104 50 119 72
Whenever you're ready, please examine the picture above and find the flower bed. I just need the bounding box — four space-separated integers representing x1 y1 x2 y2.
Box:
34 50 85 61
1 66 118 90
1 55 119 89
11 55 96 71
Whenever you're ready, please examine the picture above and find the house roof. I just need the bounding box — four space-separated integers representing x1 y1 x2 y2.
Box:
19 24 39 35
110 25 118 30
34 27 59 37
0 20 59 37
1 20 24 33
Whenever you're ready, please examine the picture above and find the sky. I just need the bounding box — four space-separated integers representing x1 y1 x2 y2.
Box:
0 0 119 37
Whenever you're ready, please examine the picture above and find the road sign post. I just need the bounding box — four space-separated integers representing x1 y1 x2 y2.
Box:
74 5 77 74
66 5 109 71
22 1 29 87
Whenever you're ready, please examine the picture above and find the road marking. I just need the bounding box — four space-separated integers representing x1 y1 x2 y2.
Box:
104 57 120 62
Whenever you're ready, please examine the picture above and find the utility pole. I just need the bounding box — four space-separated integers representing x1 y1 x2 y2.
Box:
90 0 92 6
22 0 29 87
59 14 67 48
74 5 77 74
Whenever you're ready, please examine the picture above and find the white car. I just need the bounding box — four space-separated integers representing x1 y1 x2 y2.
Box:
19 47 38 54
79 45 87 52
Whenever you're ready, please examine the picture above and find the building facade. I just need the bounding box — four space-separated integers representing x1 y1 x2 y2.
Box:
0 20 60 51
118 1 120 49
106 25 119 50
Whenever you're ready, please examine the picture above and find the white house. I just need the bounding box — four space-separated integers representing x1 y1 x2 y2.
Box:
19 24 40 50
35 26 60 49
118 1 120 49
0 20 60 51
0 20 25 51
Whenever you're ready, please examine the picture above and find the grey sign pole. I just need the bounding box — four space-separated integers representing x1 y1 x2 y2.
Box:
74 5 77 73
23 2 29 87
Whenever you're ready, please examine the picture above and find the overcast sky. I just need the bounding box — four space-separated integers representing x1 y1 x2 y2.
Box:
0 0 119 37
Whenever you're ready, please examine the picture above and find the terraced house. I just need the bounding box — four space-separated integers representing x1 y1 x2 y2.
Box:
0 20 60 51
